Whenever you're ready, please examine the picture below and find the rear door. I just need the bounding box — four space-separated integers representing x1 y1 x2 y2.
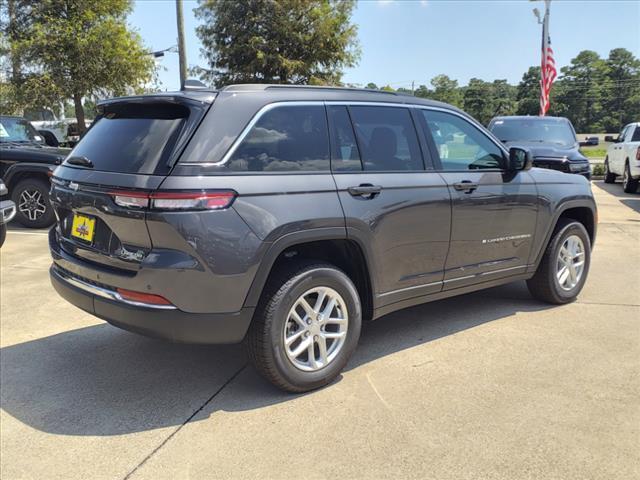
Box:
419 108 538 289
50 97 211 271
328 104 451 307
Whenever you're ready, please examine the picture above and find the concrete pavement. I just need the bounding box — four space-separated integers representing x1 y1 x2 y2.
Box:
1 181 638 479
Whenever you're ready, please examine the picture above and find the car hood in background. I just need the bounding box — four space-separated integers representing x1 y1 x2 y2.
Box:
0 144 70 164
503 141 588 162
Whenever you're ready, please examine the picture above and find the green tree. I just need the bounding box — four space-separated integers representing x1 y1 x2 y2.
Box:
463 78 496 125
413 84 432 99
365 82 378 90
516 66 541 115
430 74 462 107
6 0 155 131
491 79 517 117
195 0 360 86
557 50 608 131
601 48 640 132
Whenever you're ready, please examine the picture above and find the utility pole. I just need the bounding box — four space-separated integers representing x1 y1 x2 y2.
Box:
411 81 415 96
175 0 187 89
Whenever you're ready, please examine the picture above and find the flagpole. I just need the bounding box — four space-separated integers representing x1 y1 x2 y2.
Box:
533 0 555 116
542 0 551 117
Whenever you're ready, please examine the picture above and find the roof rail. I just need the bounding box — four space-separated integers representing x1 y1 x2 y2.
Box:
221 83 399 95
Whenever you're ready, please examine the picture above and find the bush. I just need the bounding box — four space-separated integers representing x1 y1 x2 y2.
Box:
592 163 605 176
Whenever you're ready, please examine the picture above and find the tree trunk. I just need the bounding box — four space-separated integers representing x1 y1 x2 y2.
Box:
73 93 86 134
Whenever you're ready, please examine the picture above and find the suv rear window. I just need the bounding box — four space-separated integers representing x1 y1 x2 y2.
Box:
226 104 329 172
68 103 190 175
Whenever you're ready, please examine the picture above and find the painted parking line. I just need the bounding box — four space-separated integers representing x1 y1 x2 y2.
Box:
6 230 49 236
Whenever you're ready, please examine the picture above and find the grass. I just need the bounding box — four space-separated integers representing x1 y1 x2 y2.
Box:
580 147 607 159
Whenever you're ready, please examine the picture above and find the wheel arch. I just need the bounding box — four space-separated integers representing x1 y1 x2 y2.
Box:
533 200 597 268
4 164 54 192
244 228 375 322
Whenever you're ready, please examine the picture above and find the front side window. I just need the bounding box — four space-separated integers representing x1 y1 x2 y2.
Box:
227 105 329 172
348 106 423 171
626 125 639 142
422 110 504 170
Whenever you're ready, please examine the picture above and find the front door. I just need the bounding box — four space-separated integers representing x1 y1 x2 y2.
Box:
419 108 538 290
328 104 451 307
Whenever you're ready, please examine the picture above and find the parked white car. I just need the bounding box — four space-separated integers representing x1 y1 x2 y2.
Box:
604 122 640 193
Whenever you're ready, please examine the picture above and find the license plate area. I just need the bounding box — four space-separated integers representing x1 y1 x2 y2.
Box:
71 214 96 244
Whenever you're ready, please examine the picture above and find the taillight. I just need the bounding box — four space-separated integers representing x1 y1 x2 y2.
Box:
636 147 640 161
108 190 236 211
150 191 236 210
110 191 150 208
116 288 173 306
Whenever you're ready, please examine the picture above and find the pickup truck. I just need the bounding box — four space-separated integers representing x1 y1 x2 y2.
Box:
604 122 640 193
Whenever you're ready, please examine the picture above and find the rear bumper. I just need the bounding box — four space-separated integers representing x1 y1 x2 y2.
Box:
50 264 254 344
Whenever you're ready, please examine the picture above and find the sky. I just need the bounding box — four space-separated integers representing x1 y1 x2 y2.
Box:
129 0 640 91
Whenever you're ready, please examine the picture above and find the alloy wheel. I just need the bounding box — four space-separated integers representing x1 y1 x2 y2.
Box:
283 286 348 372
18 189 47 221
556 234 586 291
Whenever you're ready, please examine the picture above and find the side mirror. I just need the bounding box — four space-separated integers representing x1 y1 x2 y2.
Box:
604 135 616 143
508 147 533 171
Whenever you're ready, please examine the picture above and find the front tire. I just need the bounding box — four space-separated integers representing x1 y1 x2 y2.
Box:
527 219 591 304
603 158 616 183
11 179 55 228
0 224 6 247
247 262 362 393
622 162 639 193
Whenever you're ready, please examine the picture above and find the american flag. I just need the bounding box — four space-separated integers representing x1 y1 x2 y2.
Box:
539 6 557 116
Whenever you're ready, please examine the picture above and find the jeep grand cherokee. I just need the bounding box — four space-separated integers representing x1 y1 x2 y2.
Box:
49 85 597 392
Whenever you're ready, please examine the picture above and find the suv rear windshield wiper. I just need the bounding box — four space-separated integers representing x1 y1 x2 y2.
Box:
66 155 94 168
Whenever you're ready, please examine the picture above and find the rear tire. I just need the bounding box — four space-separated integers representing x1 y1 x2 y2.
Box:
246 261 362 393
603 158 616 183
527 218 591 304
622 162 639 193
11 178 55 228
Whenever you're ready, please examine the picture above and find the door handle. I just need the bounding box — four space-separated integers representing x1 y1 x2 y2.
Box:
453 181 479 193
348 184 382 198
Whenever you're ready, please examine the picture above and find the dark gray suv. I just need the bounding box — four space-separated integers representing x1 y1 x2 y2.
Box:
49 85 597 392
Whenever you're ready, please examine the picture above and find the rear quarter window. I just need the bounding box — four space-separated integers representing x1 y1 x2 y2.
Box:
226 104 330 172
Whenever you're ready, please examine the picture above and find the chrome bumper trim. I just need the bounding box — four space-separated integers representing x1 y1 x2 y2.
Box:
53 267 177 310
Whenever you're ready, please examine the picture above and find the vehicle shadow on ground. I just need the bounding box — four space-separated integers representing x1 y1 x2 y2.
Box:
1 281 553 437
593 181 640 214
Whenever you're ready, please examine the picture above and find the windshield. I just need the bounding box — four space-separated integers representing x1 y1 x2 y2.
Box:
0 117 42 143
490 118 576 146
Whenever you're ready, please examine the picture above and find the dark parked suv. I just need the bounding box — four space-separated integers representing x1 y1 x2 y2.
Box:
487 116 591 179
49 85 597 392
